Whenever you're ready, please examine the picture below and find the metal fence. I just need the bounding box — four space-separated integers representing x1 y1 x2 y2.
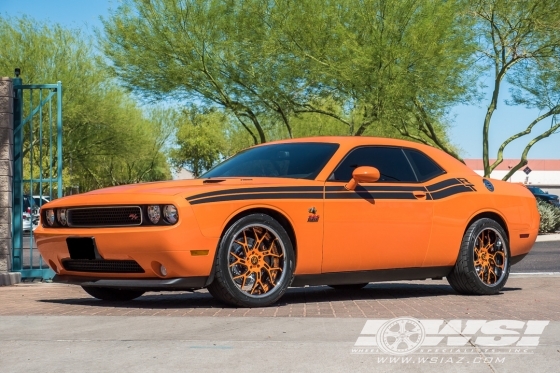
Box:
12 76 62 279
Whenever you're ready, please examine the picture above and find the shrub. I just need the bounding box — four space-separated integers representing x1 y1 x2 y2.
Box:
537 200 560 233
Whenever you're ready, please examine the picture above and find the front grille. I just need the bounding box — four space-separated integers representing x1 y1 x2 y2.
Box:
62 259 145 273
68 206 142 227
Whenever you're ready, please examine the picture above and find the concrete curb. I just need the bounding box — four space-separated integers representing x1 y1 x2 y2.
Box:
536 233 560 242
0 272 21 286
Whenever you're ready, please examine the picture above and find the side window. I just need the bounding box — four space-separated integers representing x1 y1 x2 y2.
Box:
403 149 445 182
330 147 417 182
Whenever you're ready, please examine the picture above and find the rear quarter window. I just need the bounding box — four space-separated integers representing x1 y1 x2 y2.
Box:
403 149 445 182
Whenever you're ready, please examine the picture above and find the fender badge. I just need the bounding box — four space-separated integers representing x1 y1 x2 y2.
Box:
483 179 494 192
308 207 319 222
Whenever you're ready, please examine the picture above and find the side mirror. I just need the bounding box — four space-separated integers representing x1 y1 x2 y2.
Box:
345 166 380 191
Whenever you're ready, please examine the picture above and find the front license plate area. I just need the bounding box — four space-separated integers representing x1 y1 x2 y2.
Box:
66 237 99 260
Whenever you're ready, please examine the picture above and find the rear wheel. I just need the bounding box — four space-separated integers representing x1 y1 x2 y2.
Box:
447 218 510 295
81 286 145 301
328 283 369 290
207 214 295 307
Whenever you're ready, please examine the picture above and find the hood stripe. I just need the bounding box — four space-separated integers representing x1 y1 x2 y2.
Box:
189 192 324 205
186 186 323 202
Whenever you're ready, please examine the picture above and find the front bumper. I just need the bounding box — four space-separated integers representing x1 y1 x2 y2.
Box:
53 275 207 291
34 207 220 280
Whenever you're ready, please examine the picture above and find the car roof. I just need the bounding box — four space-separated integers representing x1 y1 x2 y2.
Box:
264 136 425 146
255 136 471 174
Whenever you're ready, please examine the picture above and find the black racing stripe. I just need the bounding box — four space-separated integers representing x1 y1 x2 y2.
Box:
187 186 324 201
457 178 477 191
325 185 425 192
187 178 474 204
325 191 417 200
430 185 473 200
426 178 462 192
188 192 324 205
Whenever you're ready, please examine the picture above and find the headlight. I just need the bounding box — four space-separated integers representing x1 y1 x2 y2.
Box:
147 205 161 224
45 209 55 226
163 205 178 224
57 209 67 226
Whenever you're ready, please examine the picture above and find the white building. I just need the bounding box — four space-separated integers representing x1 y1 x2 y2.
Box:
464 159 560 195
173 168 194 180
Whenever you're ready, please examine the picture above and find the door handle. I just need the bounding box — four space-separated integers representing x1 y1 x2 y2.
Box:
413 192 427 200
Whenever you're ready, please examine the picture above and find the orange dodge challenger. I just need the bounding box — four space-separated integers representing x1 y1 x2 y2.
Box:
35 137 539 307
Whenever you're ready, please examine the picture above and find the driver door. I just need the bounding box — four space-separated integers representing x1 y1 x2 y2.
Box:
321 146 433 273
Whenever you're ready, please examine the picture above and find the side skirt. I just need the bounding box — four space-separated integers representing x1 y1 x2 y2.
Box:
291 266 453 287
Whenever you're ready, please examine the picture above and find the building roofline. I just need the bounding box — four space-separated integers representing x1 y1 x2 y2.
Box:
464 159 560 171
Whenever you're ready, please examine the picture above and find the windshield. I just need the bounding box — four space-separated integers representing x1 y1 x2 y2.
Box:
201 142 339 180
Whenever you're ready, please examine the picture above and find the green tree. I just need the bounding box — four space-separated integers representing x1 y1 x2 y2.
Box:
101 0 474 157
169 108 231 177
0 16 171 193
101 0 278 144
81 107 175 188
269 0 476 159
472 0 560 178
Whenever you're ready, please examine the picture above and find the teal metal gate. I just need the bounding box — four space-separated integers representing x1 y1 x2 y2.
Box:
12 75 63 279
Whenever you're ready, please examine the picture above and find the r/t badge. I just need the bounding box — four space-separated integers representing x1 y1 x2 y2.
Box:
307 207 320 222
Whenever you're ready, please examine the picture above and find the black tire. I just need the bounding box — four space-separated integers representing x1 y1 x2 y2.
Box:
328 283 369 290
207 213 295 307
81 286 145 301
447 218 510 295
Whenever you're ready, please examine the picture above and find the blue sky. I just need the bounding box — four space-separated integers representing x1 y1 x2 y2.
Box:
1 0 558 160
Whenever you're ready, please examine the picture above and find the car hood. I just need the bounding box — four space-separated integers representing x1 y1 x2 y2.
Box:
85 178 317 196
44 178 320 207
84 179 208 196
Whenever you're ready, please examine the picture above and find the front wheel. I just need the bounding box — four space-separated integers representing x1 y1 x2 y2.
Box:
447 218 510 295
81 286 145 301
207 213 295 307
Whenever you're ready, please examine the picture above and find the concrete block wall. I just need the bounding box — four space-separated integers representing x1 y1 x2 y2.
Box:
0 77 20 285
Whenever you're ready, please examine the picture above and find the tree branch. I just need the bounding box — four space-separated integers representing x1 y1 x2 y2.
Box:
413 99 463 161
502 117 560 181
293 105 352 127
490 106 560 173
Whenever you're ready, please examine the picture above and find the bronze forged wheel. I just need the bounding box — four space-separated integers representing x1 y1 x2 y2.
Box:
207 213 295 307
447 218 510 295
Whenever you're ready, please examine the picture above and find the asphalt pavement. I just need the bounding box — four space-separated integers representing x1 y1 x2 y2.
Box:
511 240 560 273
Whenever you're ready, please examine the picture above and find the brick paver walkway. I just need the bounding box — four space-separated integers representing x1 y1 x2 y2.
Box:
1 276 559 320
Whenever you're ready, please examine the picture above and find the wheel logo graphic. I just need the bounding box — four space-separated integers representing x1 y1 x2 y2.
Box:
376 317 425 355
